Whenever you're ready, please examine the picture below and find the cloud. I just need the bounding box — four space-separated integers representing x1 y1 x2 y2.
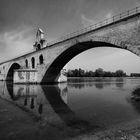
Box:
81 14 96 27
106 12 113 19
81 11 113 28
0 26 56 62
0 26 35 62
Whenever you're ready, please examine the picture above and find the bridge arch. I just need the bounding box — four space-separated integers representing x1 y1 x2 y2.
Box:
6 63 21 81
41 40 140 83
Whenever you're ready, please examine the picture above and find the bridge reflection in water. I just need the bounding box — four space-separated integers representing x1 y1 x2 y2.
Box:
0 78 140 134
0 81 96 132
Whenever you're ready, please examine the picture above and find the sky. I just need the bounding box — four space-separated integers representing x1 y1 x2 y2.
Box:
0 0 140 74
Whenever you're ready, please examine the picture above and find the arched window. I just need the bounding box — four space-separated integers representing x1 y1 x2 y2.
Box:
37 44 41 50
25 59 28 68
39 54 43 64
31 57 35 68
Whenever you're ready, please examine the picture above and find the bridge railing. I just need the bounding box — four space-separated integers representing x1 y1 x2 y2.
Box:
47 6 140 46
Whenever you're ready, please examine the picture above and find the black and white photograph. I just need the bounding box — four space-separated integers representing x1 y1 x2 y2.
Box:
0 0 140 139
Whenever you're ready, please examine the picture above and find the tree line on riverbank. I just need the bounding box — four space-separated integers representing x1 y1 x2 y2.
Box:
66 68 127 77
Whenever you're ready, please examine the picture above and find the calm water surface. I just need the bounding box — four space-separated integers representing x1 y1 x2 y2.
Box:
0 77 140 132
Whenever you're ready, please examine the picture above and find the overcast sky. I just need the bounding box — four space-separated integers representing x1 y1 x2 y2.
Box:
0 0 140 74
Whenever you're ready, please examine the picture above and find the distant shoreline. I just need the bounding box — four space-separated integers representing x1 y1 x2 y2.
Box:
67 76 140 78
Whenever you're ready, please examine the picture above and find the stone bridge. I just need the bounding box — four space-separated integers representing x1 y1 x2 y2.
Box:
0 6 140 83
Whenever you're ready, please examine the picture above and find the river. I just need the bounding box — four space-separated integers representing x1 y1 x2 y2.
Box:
0 77 140 138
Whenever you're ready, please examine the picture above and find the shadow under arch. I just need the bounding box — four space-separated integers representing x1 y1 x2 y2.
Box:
6 82 34 101
6 81 16 100
6 63 20 82
41 85 92 129
41 41 135 83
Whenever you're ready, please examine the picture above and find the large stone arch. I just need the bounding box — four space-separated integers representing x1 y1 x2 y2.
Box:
89 36 140 56
6 63 21 82
41 39 140 83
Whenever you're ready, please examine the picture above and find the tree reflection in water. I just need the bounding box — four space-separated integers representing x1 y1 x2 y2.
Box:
68 77 125 90
115 78 124 88
94 82 104 89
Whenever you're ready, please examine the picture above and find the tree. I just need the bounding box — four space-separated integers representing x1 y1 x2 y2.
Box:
115 70 126 77
66 68 127 77
95 68 104 77
78 68 85 77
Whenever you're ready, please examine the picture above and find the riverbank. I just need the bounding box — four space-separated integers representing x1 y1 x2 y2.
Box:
70 119 140 140
0 97 67 140
1 97 140 140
